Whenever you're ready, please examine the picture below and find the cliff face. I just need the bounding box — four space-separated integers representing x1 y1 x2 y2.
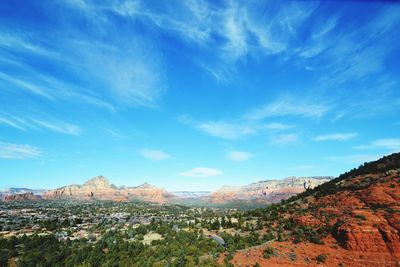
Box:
43 176 173 203
210 176 332 204
4 192 41 201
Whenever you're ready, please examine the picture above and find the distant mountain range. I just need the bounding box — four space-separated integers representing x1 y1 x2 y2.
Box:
0 175 332 207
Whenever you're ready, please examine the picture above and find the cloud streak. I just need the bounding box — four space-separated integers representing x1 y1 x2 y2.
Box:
196 121 255 139
314 132 358 142
270 134 299 145
227 151 253 162
0 141 42 159
244 96 331 121
0 115 82 136
354 138 400 151
179 167 222 177
140 149 171 161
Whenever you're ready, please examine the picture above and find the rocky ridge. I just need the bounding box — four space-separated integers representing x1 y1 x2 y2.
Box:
210 176 332 204
3 192 42 201
42 176 173 203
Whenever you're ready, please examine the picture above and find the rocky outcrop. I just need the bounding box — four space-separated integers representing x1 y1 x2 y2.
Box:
4 192 41 201
0 188 46 201
334 222 389 252
43 176 173 203
210 176 332 204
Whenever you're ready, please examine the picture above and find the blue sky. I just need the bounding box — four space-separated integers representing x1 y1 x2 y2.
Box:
0 0 399 191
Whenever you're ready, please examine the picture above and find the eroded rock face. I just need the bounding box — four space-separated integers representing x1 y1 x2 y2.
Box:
43 176 173 203
210 176 332 204
335 223 389 252
4 192 41 201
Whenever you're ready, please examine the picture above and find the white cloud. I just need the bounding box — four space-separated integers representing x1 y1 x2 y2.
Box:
313 132 358 142
244 96 331 121
270 134 299 145
31 119 82 136
227 151 253 162
0 115 81 136
0 116 25 130
105 128 124 139
83 0 317 68
196 121 255 139
264 122 293 130
0 72 53 100
0 1 166 109
179 101 298 140
179 167 222 177
221 2 248 60
140 149 171 161
354 138 400 151
0 142 42 159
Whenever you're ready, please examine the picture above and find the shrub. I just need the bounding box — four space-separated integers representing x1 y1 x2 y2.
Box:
316 254 327 264
355 214 366 221
263 247 275 259
288 252 297 261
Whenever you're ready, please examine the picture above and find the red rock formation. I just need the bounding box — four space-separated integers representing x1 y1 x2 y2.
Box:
210 176 332 204
43 176 174 203
4 192 41 201
334 222 389 252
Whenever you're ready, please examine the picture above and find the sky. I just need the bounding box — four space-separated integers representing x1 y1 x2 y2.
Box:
0 0 399 191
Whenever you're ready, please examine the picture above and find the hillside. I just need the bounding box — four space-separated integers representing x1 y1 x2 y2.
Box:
223 152 400 266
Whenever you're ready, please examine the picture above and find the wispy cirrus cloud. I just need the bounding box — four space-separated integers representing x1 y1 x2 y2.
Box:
227 151 253 162
0 141 42 159
179 94 327 140
0 72 54 100
87 0 318 77
354 138 400 151
0 0 166 109
0 115 81 136
31 119 82 136
196 121 255 139
263 123 293 130
140 149 171 161
270 134 299 145
244 96 331 121
314 132 358 142
179 167 222 177
178 115 256 139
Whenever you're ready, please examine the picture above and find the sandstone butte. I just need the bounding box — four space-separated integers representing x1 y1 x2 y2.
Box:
42 176 174 204
220 153 400 267
210 176 332 204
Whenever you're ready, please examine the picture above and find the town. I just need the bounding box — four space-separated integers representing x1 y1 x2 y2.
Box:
0 200 270 266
